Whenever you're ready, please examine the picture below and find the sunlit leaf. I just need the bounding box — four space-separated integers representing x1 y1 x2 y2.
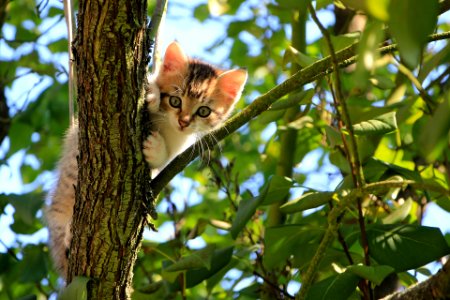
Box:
382 198 412 224
352 112 397 135
346 264 395 285
270 89 314 111
60 276 90 300
280 191 334 213
283 46 318 69
354 21 385 89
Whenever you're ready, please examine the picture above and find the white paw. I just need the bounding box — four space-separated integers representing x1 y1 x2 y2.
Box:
146 78 161 113
143 132 168 169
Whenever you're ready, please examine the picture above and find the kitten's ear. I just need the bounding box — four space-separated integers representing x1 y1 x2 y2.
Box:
161 42 188 74
217 69 248 101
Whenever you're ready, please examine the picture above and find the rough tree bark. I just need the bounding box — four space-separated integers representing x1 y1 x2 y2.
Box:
69 0 153 298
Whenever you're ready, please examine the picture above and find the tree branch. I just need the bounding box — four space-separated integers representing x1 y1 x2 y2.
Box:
150 31 450 196
381 259 450 300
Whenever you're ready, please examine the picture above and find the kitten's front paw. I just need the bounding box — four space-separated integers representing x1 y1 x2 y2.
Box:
145 79 161 113
143 131 168 169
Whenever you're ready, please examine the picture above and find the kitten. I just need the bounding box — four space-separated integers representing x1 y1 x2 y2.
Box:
45 41 247 278
143 42 248 174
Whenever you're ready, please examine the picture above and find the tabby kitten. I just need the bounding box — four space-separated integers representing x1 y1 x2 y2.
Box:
143 42 248 174
46 41 247 278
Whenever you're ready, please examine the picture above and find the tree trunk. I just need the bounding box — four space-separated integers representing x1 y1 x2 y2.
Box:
69 0 153 298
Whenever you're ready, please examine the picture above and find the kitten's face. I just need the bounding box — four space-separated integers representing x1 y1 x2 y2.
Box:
155 42 247 136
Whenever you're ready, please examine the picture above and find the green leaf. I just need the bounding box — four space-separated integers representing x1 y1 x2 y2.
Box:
325 126 342 148
164 244 216 272
18 244 48 283
352 112 397 135
258 110 285 124
367 224 450 272
230 195 261 240
346 264 395 285
280 191 334 214
369 74 396 90
7 121 34 155
283 46 318 68
6 193 44 234
230 175 293 239
419 43 450 82
366 0 390 21
194 4 210 22
59 276 91 300
7 193 44 222
418 94 450 162
354 21 385 89
186 246 234 288
388 0 439 68
283 116 313 131
264 225 324 269
260 175 293 205
305 272 360 300
382 198 412 224
48 37 69 53
270 89 314 111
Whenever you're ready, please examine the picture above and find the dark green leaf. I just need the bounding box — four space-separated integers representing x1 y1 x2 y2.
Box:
346 264 395 285
306 272 360 300
367 224 450 272
18 245 48 283
164 244 216 272
8 122 34 154
186 246 234 288
264 225 324 269
230 175 293 239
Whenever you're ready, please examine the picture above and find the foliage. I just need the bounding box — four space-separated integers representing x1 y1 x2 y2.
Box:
1 0 450 299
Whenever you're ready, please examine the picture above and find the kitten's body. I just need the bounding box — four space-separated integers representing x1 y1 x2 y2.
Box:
46 42 247 278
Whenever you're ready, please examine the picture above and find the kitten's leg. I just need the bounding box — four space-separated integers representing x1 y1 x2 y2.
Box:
143 131 168 169
145 76 161 113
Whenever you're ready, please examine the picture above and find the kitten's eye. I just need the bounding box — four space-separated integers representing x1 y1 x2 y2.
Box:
169 96 182 108
197 106 211 118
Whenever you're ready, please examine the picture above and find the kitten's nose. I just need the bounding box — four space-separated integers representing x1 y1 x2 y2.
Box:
178 116 190 129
